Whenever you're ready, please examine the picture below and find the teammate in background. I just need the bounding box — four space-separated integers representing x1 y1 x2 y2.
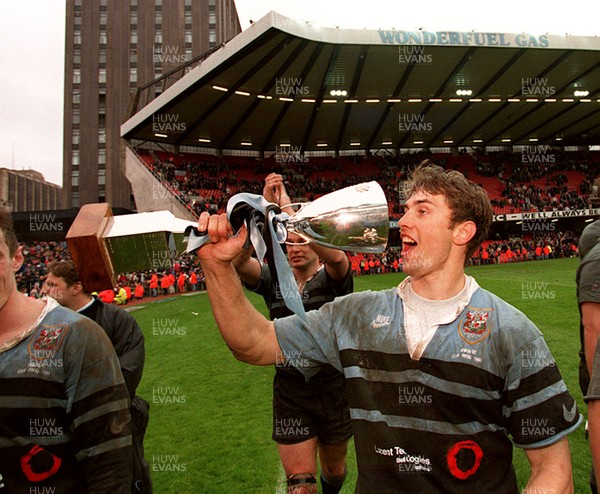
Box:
576 219 600 493
0 209 132 491
232 173 352 494
196 162 581 492
44 260 152 493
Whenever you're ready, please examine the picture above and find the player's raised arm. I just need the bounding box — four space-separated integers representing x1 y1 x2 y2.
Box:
196 212 280 365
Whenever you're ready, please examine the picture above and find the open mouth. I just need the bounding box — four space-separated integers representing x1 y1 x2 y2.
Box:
401 235 418 257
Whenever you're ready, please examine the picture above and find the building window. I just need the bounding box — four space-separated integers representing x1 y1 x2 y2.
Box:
209 12 216 26
98 129 106 144
72 129 80 145
73 51 81 65
73 69 81 84
98 170 106 185
131 11 137 25
130 50 137 64
155 32 163 44
74 34 82 45
130 68 137 83
130 0 137 5
71 171 79 187
185 33 193 44
209 31 216 45
73 93 80 105
72 109 80 125
155 0 162 6
131 31 137 44
100 31 107 45
99 50 106 64
155 12 162 25
72 150 80 166
99 68 106 84
98 149 106 165
185 0 192 6
71 192 79 208
100 12 107 26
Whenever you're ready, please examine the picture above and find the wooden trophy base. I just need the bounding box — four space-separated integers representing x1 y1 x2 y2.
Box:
65 203 116 293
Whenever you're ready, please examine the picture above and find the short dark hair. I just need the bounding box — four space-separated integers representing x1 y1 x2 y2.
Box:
0 208 19 256
403 161 493 259
47 260 81 287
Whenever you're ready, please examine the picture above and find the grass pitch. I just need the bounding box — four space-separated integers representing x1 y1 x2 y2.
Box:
132 257 589 493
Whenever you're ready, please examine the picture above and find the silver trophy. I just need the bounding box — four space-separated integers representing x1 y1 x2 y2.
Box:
185 181 389 254
284 181 389 253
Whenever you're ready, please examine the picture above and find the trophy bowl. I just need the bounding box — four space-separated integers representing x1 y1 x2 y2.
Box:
286 181 389 253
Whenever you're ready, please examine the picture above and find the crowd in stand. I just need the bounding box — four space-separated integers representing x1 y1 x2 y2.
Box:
142 147 598 221
471 148 598 212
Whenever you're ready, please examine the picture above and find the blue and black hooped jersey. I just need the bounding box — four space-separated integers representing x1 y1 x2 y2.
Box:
275 286 581 493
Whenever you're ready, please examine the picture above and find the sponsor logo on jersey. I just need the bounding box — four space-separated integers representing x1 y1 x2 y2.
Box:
563 402 577 423
458 308 492 344
371 314 392 328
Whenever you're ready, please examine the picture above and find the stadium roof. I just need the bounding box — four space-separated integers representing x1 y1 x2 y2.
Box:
121 11 600 153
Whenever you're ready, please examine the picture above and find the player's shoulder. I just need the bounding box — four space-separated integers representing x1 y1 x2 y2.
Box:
470 287 541 342
327 287 397 308
41 300 112 346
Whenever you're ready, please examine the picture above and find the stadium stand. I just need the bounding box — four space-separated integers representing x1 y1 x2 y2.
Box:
135 147 599 218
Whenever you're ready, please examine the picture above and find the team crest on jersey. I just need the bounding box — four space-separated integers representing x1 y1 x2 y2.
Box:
28 325 67 360
458 308 492 344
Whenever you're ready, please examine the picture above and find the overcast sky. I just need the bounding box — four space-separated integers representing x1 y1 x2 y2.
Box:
0 0 598 187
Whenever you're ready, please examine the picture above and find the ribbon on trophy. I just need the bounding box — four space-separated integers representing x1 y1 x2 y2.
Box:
184 181 390 320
